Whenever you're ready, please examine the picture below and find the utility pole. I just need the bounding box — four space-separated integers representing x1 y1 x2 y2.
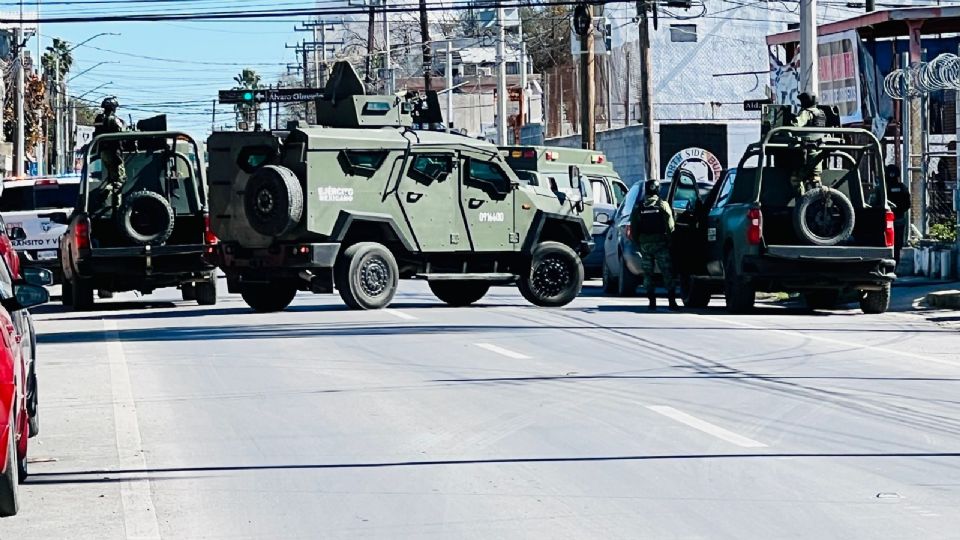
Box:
638 1 655 177
211 99 217 133
625 50 631 124
520 40 528 127
419 0 432 91
799 0 818 95
866 0 875 12
312 25 322 88
366 3 376 85
55 57 62 174
446 41 453 129
574 3 596 150
496 6 508 145
14 27 25 177
383 0 392 94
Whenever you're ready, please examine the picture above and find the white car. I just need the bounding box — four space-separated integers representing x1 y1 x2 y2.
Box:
0 175 81 283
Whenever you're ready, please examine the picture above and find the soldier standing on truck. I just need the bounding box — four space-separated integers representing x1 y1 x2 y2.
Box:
630 179 678 311
789 92 826 194
93 96 127 209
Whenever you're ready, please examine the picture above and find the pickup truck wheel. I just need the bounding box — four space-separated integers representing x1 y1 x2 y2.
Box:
794 186 855 246
244 165 303 237
181 283 196 301
601 261 617 295
195 277 218 306
518 241 584 307
616 256 638 297
680 274 711 308
723 252 755 313
803 290 840 310
118 190 176 246
240 282 297 312
429 281 490 307
60 278 73 306
0 410 19 517
335 242 398 310
70 277 95 311
860 283 891 314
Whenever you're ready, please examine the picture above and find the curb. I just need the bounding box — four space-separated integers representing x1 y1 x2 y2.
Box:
926 290 960 309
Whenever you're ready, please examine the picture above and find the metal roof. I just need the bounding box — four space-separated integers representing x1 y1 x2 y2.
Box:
767 6 960 45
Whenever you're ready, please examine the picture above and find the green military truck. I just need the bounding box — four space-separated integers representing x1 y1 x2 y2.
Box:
207 62 592 311
669 124 897 314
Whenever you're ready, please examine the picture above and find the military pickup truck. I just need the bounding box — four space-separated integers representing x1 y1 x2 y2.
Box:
60 131 219 309
670 126 896 314
207 62 592 312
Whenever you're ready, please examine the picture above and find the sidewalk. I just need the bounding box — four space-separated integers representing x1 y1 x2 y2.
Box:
892 276 960 311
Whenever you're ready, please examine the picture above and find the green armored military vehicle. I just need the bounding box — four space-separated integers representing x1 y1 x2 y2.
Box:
207 62 592 311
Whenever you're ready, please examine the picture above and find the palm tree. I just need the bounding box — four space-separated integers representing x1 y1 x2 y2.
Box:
233 68 261 126
41 39 73 81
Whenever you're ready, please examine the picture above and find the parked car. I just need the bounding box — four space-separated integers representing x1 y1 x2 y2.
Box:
0 255 50 518
0 175 81 284
600 181 670 296
60 131 219 310
501 146 627 277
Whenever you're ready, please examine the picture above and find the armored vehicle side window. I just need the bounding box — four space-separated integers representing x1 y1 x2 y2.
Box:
339 150 388 178
515 170 538 186
590 178 610 205
408 154 454 185
466 159 511 196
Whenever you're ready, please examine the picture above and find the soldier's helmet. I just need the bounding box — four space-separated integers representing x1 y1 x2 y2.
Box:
885 164 900 181
644 179 659 196
101 96 119 111
798 92 817 109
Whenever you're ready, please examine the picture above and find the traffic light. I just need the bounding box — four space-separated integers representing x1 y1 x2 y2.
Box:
242 90 255 103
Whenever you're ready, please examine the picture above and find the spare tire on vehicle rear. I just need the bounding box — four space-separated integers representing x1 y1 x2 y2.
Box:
118 190 175 246
793 186 855 246
244 165 303 237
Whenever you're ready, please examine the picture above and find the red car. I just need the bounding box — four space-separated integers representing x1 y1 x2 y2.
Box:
0 250 49 517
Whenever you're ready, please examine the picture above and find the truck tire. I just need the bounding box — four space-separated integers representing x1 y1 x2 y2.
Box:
335 242 399 310
518 241 584 308
70 277 95 311
723 251 755 313
181 283 196 301
803 290 840 310
601 261 617 295
794 186 855 246
680 274 711 308
429 281 490 307
195 276 218 306
0 410 19 517
616 257 638 297
61 278 73 306
244 165 303 237
118 190 176 246
240 282 297 312
860 283 891 314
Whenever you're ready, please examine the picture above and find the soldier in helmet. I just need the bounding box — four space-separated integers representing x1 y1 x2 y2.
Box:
93 96 127 209
789 92 826 194
630 179 678 311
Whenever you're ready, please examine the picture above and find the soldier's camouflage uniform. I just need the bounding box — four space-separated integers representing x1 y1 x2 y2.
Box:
94 111 127 209
631 195 676 291
789 106 826 193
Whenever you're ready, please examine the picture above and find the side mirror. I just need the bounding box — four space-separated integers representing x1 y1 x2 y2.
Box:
8 227 27 241
1 283 50 312
569 165 582 191
595 212 611 225
21 267 54 287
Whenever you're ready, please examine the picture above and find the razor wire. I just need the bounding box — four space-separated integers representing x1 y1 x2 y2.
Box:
884 53 960 99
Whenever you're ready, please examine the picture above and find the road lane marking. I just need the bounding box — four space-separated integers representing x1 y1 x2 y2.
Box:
384 309 417 320
646 405 768 448
476 343 531 359
104 320 161 540
694 313 960 368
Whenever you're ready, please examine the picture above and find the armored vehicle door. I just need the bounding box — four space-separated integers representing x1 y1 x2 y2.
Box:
397 152 469 252
458 152 517 251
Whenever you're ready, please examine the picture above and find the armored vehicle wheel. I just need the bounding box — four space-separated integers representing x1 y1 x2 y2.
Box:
195 276 218 306
181 283 196 301
240 282 297 312
70 277 95 311
335 242 399 310
680 274 711 308
429 281 490 307
794 186 855 246
518 241 584 308
118 190 176 246
616 257 638 297
803 290 840 310
859 283 891 314
244 165 303 237
601 261 617 295
723 251 755 313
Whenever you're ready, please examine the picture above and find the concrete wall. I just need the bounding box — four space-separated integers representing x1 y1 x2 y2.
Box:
546 125 648 186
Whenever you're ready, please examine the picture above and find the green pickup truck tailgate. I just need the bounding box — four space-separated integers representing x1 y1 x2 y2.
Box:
765 245 893 262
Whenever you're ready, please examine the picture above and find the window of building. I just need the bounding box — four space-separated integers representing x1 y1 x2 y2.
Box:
670 24 697 43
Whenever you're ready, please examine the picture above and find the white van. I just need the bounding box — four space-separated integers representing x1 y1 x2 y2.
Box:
0 175 81 282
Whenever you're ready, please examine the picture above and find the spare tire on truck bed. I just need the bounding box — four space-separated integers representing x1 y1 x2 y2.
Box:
793 186 855 246
117 190 176 246
244 165 303 237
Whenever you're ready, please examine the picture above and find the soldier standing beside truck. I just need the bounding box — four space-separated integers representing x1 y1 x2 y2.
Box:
630 179 678 311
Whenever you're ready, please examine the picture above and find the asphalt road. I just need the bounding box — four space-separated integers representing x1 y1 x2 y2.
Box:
2 279 960 539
